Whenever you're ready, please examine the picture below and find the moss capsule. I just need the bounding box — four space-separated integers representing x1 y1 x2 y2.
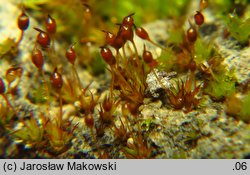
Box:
194 11 204 26
50 68 63 90
32 47 44 70
102 30 116 46
143 46 153 64
119 24 134 42
113 35 125 50
143 46 158 68
65 46 77 65
122 13 135 27
135 27 149 40
100 47 116 65
17 11 29 30
34 28 51 48
45 15 56 34
187 26 197 42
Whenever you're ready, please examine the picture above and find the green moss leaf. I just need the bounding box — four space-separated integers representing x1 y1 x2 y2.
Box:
28 80 49 104
194 38 214 64
225 12 250 44
12 117 44 143
88 52 106 76
240 91 250 122
205 72 236 100
168 28 183 45
157 47 176 71
23 0 49 10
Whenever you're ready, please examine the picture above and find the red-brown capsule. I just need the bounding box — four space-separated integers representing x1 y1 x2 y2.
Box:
34 28 50 48
143 45 158 68
143 46 153 64
135 27 149 40
113 35 124 50
85 114 94 128
187 27 197 42
0 78 6 94
102 30 116 46
50 68 63 90
100 47 116 65
17 11 29 30
65 46 77 65
119 24 134 42
194 11 204 26
32 47 44 70
45 15 56 34
122 13 135 27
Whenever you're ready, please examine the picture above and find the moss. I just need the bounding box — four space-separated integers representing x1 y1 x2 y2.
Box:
204 71 236 101
11 116 44 147
1 0 250 158
155 0 190 19
97 0 190 25
23 0 50 10
172 149 187 159
0 38 18 59
0 101 15 126
239 91 250 123
88 52 106 76
211 0 234 15
225 11 250 44
141 118 154 132
157 47 176 71
168 28 184 45
226 91 250 123
28 80 49 104
194 38 215 64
